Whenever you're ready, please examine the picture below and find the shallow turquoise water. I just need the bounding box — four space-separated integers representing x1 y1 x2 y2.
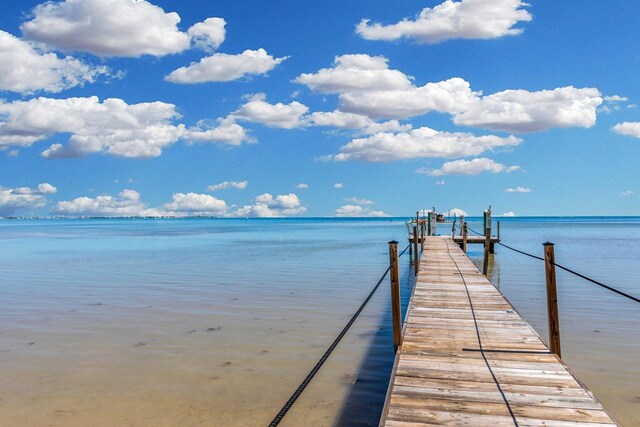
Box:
0 217 638 426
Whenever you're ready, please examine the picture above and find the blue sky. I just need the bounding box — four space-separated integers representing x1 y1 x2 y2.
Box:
1 0 639 217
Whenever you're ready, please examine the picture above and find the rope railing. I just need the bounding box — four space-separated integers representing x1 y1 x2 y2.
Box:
268 244 411 426
463 224 639 304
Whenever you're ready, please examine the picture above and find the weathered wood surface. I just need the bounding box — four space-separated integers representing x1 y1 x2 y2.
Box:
380 237 618 426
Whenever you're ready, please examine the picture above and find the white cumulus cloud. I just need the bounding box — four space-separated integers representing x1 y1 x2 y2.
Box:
447 208 468 217
295 55 479 120
334 183 344 189
186 117 252 146
294 54 413 93
231 193 306 217
52 189 162 217
339 77 479 119
604 95 628 103
612 122 640 139
621 190 634 197
296 55 604 132
427 158 521 176
187 17 226 52
207 180 248 191
232 94 309 129
344 197 374 205
498 211 516 217
0 183 57 216
163 192 228 216
166 49 288 83
332 127 521 162
335 204 365 217
356 0 532 44
0 97 251 157
0 30 110 94
308 110 410 134
454 87 603 133
21 0 226 57
335 204 389 217
505 186 531 193
295 183 309 189
0 96 184 157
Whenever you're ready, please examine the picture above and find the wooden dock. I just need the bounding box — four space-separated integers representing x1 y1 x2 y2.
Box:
380 236 618 426
409 235 499 246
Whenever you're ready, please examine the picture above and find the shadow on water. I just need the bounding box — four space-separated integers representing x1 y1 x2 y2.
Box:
334 254 415 427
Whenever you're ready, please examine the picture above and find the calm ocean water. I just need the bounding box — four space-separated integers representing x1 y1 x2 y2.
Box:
0 217 638 426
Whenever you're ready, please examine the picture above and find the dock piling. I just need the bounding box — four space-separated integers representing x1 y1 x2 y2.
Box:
462 222 467 253
543 242 562 357
482 210 492 276
388 241 402 353
413 226 419 274
450 215 456 239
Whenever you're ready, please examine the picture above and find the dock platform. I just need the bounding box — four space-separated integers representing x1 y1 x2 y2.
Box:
380 237 618 426
409 235 500 246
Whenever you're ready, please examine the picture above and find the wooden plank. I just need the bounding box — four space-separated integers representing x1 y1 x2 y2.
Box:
380 237 618 426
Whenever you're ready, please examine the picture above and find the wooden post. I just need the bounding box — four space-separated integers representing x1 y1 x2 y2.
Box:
459 215 464 237
420 222 425 253
427 211 432 236
483 210 491 276
432 211 437 236
408 239 412 260
497 220 500 241
413 226 419 275
451 215 456 239
483 210 488 235
543 242 561 358
462 222 467 253
388 240 402 353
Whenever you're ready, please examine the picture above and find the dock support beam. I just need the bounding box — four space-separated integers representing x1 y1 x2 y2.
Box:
544 242 562 358
388 241 402 353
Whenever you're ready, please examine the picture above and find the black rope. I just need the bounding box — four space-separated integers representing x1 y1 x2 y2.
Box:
497 241 544 261
553 262 640 304
443 239 519 427
268 244 410 426
464 225 639 304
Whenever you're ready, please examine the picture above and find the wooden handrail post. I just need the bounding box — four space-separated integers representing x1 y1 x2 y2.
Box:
483 210 492 276
388 240 402 353
462 222 467 253
413 226 419 275
543 242 561 357
427 211 432 236
497 220 500 241
420 223 425 253
459 215 464 237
